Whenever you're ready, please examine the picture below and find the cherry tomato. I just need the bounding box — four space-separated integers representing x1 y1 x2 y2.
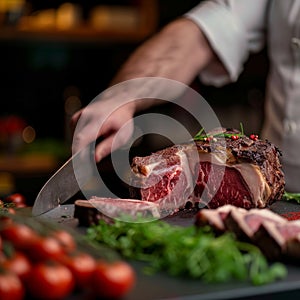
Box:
26 261 75 300
14 203 27 209
0 207 16 225
29 236 64 262
0 271 25 300
0 237 4 263
91 260 135 299
5 193 26 207
7 207 16 214
51 230 76 254
60 252 97 289
0 253 5 263
2 251 31 282
3 115 26 134
0 223 38 251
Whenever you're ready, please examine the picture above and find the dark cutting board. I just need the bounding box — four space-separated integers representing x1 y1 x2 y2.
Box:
38 200 300 300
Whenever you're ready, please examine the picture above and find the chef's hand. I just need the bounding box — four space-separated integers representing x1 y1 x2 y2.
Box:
70 18 219 162
71 99 136 162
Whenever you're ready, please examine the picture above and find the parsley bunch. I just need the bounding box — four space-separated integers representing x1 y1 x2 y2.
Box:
86 219 286 285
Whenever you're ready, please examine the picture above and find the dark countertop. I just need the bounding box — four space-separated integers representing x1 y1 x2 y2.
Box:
36 200 300 300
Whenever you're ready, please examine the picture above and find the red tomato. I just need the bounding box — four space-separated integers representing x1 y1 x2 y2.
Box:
0 252 5 263
14 203 27 209
5 193 26 206
0 271 25 300
92 260 135 299
0 223 38 250
60 252 97 289
3 115 26 134
0 237 4 263
7 207 16 214
0 207 16 225
29 236 64 262
51 230 76 254
25 262 75 300
2 251 31 282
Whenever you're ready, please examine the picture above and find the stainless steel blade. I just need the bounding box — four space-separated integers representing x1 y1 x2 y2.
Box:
32 143 95 216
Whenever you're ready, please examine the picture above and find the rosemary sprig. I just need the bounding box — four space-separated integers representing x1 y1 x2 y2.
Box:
193 122 245 141
193 127 205 141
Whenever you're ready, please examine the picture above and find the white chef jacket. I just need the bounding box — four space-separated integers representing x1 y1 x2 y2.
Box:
185 0 300 192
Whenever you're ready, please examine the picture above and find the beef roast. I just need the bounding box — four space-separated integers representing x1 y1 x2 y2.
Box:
130 128 285 214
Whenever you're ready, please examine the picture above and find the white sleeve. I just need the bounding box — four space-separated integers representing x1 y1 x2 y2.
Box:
185 0 269 86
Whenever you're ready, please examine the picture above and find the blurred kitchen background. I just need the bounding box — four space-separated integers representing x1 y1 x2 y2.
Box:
0 0 268 203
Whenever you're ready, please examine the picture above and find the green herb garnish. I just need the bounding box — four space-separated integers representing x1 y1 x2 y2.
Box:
193 122 245 141
86 219 287 285
282 191 300 204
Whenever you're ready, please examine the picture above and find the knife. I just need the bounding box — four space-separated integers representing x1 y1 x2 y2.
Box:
32 142 96 217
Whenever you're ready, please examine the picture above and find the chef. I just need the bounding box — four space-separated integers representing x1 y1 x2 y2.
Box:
71 0 300 192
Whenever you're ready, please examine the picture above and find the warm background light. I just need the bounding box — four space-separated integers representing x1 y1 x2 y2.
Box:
65 95 81 115
22 125 36 143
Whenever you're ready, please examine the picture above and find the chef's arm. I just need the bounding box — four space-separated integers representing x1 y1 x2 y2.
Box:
110 17 227 112
71 17 227 161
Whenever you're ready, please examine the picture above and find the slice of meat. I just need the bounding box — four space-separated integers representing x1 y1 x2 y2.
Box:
74 199 115 226
74 197 160 226
195 205 240 232
130 128 285 215
286 233 300 260
195 204 300 262
253 222 285 260
195 204 286 241
254 220 300 261
276 221 300 240
224 208 286 242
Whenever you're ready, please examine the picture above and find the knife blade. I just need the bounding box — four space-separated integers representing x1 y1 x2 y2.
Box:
32 143 95 217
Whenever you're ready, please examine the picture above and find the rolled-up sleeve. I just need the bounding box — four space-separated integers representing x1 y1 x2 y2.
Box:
185 0 270 86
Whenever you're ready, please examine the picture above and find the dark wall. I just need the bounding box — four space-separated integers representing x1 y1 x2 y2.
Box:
0 1 202 140
0 0 268 140
0 39 137 139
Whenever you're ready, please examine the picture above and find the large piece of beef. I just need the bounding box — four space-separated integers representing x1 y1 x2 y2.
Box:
130 128 285 214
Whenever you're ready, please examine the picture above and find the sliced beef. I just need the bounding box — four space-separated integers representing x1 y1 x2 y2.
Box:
130 128 285 213
195 205 285 238
224 208 286 242
196 205 300 262
254 220 300 261
195 204 239 233
286 233 300 260
74 197 160 226
74 199 115 226
253 222 285 260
